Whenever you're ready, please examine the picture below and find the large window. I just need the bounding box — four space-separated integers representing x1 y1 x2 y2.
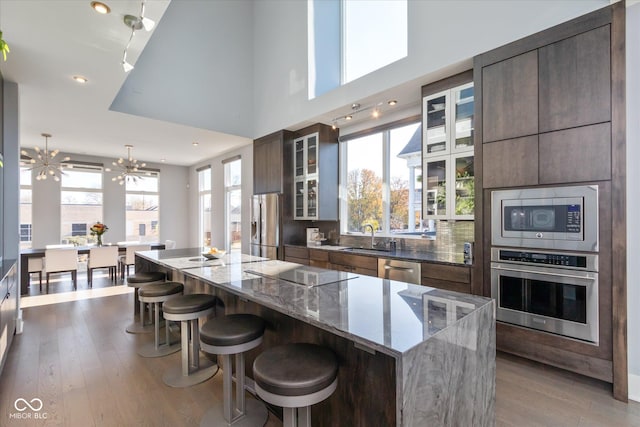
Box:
341 121 421 236
126 172 159 243
308 0 408 98
342 0 408 84
19 166 32 249
198 166 212 247
61 165 103 245
224 158 242 252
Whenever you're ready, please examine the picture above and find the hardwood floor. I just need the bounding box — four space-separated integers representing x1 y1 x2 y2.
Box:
2 276 640 426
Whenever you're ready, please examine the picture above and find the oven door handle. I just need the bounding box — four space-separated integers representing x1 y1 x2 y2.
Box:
491 264 596 280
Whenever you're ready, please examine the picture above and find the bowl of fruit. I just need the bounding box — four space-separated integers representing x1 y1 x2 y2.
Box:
202 247 226 260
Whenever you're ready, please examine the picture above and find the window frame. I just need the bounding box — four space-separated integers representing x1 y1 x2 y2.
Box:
60 163 104 244
197 166 212 247
223 158 242 253
340 115 422 237
125 169 160 243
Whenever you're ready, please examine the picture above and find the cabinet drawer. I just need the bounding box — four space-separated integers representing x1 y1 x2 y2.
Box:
284 256 309 266
421 277 471 294
309 260 330 269
284 246 309 260
421 263 470 283
309 249 329 262
330 263 377 277
328 253 377 271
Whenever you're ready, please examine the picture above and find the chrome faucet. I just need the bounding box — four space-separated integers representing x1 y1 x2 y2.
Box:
363 223 374 249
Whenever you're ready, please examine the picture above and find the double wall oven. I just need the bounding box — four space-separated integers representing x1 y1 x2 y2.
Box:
490 185 599 343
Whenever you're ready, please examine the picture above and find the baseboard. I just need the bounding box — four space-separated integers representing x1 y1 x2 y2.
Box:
630 373 640 403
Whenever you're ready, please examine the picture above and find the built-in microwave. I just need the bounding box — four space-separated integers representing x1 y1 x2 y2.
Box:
491 185 598 252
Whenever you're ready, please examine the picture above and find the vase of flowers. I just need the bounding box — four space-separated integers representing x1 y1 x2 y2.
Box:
90 222 109 246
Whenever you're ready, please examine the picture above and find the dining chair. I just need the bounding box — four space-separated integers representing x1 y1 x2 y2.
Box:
87 246 119 287
44 248 79 292
45 244 75 249
119 244 151 279
164 240 176 249
27 257 44 290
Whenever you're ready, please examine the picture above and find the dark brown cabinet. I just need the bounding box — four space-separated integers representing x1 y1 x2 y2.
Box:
283 245 309 265
328 252 377 277
482 50 538 143
253 130 296 195
483 135 539 188
421 262 471 294
539 25 611 133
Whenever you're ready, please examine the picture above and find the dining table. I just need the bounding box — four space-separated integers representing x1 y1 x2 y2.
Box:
19 243 166 295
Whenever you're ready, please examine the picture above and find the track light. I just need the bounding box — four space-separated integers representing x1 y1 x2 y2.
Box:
121 1 155 72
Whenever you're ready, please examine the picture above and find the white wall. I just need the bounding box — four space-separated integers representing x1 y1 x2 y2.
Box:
189 144 254 253
29 153 190 248
627 0 640 403
252 0 608 137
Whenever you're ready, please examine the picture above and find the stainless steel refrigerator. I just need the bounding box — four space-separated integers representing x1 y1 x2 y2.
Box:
250 193 281 259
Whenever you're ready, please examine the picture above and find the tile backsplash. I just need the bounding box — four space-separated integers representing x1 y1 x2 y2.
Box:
339 221 474 255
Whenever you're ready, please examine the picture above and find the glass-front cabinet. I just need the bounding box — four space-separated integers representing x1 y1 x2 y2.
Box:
294 133 320 220
422 82 474 220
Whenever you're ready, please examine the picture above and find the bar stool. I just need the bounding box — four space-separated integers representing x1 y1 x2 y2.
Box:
253 343 338 427
199 314 268 427
137 282 184 358
162 294 219 388
125 271 166 334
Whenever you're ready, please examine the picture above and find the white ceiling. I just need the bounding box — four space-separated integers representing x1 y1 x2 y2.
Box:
0 0 253 166
0 0 431 167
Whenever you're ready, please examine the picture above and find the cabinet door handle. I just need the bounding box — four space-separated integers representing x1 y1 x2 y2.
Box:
384 265 414 272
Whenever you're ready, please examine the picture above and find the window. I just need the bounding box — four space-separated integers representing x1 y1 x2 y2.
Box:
342 0 408 84
19 166 33 249
20 224 32 242
61 165 103 245
126 171 159 243
341 120 421 236
224 158 242 252
198 166 212 247
308 0 408 98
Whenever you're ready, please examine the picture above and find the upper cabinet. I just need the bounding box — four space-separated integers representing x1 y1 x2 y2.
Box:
538 25 611 132
482 50 539 143
293 124 339 221
422 77 475 220
481 24 612 188
253 130 296 195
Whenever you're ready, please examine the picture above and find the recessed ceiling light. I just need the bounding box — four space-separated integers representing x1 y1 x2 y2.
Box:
73 75 88 83
345 115 353 120
161 159 166 163
90 1 111 14
192 142 199 147
388 100 397 106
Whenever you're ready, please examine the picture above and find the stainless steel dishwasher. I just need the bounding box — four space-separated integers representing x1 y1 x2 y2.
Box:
378 258 421 285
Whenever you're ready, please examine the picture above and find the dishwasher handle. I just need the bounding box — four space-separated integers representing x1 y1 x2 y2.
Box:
384 265 414 272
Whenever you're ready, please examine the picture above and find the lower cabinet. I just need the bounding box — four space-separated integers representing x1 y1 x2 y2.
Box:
328 252 378 277
309 249 329 269
283 246 310 265
421 262 471 294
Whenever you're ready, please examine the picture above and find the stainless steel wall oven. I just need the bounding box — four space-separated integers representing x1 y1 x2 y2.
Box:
491 248 598 343
490 185 600 343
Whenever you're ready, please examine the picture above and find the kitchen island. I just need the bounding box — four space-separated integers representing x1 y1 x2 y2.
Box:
137 248 495 426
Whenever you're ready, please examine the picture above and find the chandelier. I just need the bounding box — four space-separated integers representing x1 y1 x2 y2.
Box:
20 133 71 181
106 145 147 185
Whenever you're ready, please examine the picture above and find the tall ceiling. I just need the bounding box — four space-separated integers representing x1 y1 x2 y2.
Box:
0 0 254 166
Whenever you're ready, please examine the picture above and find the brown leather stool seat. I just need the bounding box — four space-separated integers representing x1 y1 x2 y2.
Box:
137 282 184 358
253 343 338 427
125 271 166 334
199 314 268 426
161 294 219 388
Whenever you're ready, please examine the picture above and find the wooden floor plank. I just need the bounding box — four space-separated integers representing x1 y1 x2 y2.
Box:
2 274 640 426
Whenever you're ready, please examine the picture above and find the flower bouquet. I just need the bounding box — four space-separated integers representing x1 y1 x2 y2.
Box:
90 222 109 246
